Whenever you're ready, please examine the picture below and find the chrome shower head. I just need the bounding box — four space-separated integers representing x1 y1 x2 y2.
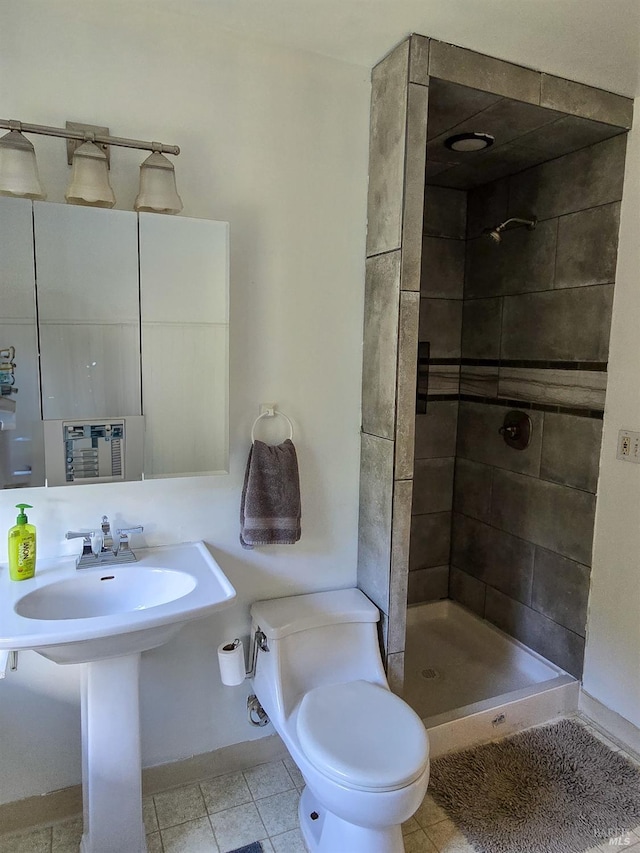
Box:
482 216 537 244
484 227 503 243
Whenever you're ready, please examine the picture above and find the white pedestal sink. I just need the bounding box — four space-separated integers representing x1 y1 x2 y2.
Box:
0 541 237 853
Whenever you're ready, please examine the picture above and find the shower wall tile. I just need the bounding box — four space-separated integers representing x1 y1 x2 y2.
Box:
466 178 509 239
421 237 465 299
540 74 633 128
414 401 458 459
484 587 585 677
532 547 591 637
425 364 460 396
366 40 409 257
425 161 452 182
456 401 543 477
555 202 621 288
409 512 451 570
357 433 394 614
453 458 492 524
361 251 400 439
386 652 405 695
408 565 449 604
497 367 607 410
508 134 626 221
451 512 534 605
426 78 502 141
395 291 420 479
459 365 499 398
449 566 486 617
401 84 430 292
461 297 502 359
490 468 596 566
431 141 551 191
409 35 430 86
523 115 625 162
413 457 454 514
464 217 557 298
378 610 389 659
427 104 562 174
388 479 412 654
500 284 614 362
540 413 603 493
428 40 540 105
423 186 467 239
418 298 462 357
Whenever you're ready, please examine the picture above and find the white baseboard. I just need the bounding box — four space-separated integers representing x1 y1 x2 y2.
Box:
579 689 640 758
0 734 287 836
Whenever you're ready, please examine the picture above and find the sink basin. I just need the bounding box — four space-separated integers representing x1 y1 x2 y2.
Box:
0 540 236 664
15 567 197 620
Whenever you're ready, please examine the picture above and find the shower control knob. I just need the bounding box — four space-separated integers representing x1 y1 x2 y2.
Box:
499 424 519 439
499 411 532 450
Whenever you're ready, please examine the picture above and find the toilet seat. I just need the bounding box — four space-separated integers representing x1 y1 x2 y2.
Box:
296 680 429 792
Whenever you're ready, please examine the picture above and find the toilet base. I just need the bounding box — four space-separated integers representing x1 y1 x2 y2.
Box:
298 785 405 853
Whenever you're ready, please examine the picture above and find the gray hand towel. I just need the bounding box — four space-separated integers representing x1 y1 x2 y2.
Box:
240 438 301 549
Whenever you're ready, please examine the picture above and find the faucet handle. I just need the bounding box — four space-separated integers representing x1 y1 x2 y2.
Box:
113 525 143 556
65 530 92 542
117 526 143 537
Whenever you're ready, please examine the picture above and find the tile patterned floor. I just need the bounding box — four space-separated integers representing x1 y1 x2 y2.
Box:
2 719 640 853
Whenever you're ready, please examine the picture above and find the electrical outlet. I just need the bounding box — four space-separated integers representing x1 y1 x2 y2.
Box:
617 429 640 463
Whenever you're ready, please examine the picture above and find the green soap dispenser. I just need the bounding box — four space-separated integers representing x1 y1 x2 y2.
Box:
8 504 36 581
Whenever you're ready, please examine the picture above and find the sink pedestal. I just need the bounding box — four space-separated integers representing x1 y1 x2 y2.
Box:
80 653 146 853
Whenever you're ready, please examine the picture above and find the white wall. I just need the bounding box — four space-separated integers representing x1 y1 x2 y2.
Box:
583 102 640 730
0 2 370 804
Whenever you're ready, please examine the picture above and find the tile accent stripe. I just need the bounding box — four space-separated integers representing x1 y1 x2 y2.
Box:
458 394 604 419
417 355 607 417
498 366 607 411
427 357 608 371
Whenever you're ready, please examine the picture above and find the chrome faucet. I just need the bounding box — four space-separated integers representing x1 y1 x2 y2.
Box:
66 515 144 568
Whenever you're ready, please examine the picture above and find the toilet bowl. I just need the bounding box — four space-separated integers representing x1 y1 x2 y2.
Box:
250 588 430 853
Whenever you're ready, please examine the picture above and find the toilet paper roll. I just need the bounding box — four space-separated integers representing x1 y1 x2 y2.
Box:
218 639 246 686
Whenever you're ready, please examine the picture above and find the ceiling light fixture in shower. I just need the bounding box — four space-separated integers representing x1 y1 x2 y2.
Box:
444 132 495 152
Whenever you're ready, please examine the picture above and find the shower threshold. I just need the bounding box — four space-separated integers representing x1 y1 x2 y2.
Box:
403 600 579 757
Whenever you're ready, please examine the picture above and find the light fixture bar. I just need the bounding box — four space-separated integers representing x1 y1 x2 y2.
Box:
0 119 180 156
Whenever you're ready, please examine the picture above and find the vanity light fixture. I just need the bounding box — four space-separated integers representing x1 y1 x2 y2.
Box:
134 151 183 215
0 129 46 199
0 119 182 213
65 141 116 208
444 131 495 152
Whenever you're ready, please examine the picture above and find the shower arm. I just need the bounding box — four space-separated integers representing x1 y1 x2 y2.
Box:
496 217 537 233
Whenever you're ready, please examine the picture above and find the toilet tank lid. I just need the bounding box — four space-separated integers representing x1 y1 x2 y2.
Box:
250 588 379 640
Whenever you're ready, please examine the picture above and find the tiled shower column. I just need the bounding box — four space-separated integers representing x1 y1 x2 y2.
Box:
357 36 429 691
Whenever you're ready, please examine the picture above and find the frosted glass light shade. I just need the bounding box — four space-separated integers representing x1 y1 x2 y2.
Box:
0 130 46 199
65 141 115 208
134 152 183 215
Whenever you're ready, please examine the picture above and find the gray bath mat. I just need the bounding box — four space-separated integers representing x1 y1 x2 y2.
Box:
429 719 640 853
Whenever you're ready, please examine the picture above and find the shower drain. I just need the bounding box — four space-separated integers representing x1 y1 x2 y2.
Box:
421 667 440 680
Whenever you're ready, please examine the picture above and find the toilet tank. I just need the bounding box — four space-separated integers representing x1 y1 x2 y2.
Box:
250 588 388 720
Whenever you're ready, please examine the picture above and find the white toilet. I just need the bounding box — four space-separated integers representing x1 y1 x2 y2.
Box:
250 588 430 853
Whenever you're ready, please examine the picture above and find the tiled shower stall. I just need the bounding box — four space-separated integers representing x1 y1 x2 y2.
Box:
358 34 632 691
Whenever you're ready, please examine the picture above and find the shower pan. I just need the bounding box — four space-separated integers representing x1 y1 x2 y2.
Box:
403 602 577 756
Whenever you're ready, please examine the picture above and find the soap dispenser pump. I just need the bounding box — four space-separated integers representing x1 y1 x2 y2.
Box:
8 503 36 581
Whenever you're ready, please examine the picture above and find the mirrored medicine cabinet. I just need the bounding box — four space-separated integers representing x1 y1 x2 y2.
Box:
0 197 229 489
